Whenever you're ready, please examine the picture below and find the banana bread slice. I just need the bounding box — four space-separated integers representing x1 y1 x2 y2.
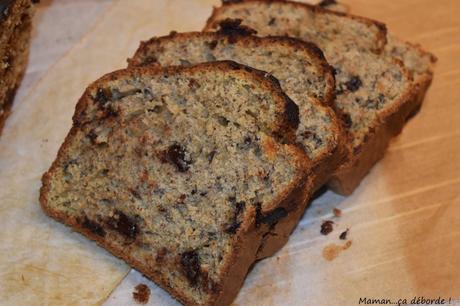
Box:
0 0 34 133
40 62 312 306
325 2 437 129
127 24 346 259
205 0 417 195
385 35 437 119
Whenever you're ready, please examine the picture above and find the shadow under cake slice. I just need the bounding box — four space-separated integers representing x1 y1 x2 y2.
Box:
40 61 312 306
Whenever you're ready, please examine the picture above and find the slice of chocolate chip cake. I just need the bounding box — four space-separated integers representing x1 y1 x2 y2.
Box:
40 62 312 306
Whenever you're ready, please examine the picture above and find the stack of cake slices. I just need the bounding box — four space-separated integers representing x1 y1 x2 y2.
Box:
40 1 436 305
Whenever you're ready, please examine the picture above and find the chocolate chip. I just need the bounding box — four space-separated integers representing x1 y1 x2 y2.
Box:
142 88 154 100
345 76 362 92
105 105 119 118
320 220 334 235
268 17 276 26
339 229 349 240
81 216 105 237
180 250 201 286
256 204 287 227
130 188 142 200
177 194 186 204
216 18 257 37
161 143 192 172
332 67 341 76
342 113 353 129
207 40 218 50
107 210 139 240
207 150 217 163
94 88 111 104
284 96 300 129
225 199 245 234
318 0 337 8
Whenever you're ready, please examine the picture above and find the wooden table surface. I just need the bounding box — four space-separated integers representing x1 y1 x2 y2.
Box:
0 1 459 305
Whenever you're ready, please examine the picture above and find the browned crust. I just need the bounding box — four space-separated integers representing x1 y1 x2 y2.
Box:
385 36 437 124
328 60 422 195
128 30 336 107
74 61 299 144
39 61 313 306
0 14 32 136
0 86 18 134
0 0 33 48
256 113 347 258
204 0 387 53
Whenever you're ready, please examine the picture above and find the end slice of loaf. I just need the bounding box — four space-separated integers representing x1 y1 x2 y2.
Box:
128 25 347 258
385 35 437 119
0 0 34 134
205 0 419 195
325 2 437 129
40 61 312 306
206 0 387 54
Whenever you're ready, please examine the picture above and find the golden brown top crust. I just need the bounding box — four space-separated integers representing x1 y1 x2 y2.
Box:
206 0 388 53
73 61 300 142
129 26 335 106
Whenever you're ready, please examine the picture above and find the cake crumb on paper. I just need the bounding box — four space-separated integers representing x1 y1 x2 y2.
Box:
332 207 342 217
320 220 334 235
133 283 151 304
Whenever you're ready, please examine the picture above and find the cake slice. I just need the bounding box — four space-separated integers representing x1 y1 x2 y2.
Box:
40 61 312 306
128 22 346 258
385 35 437 119
205 0 418 195
321 2 436 126
0 0 35 133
